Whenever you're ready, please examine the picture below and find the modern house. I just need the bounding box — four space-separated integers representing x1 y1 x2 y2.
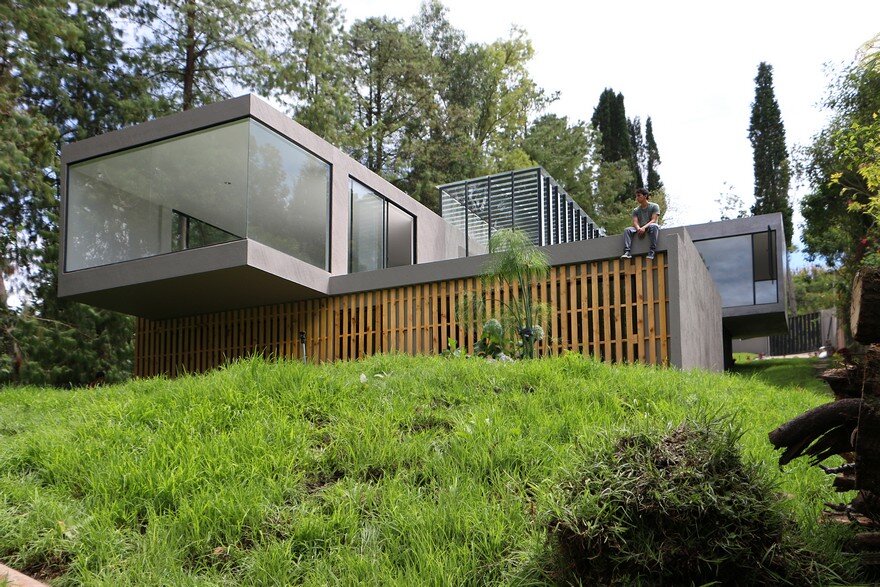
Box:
58 94 788 377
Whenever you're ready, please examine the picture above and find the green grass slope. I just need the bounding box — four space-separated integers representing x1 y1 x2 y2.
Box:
0 354 854 585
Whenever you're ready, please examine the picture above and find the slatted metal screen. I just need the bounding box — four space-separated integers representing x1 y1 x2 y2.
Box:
769 311 821 356
135 254 669 377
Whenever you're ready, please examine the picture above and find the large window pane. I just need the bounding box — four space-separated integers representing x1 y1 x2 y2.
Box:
387 203 414 268
752 230 776 281
350 179 384 272
248 121 329 269
66 120 248 271
755 280 778 304
695 235 754 307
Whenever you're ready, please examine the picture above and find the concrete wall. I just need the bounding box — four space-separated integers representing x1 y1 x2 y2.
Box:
667 230 724 371
732 337 770 355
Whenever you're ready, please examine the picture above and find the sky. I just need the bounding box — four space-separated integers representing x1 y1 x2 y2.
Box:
340 0 880 268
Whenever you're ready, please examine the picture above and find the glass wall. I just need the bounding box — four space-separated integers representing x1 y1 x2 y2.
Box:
694 230 778 308
248 121 329 268
66 119 331 272
66 120 249 272
349 179 414 273
350 180 385 272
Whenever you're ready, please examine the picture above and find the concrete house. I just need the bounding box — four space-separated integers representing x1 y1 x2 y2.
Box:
58 94 788 376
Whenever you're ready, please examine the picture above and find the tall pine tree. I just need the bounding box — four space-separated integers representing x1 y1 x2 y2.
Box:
645 116 662 191
749 62 793 247
628 116 645 189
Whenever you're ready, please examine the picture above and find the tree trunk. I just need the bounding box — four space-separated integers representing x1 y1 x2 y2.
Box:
851 268 880 344
182 0 197 111
857 346 880 492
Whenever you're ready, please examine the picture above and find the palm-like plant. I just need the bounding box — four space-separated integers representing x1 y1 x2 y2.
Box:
481 229 551 359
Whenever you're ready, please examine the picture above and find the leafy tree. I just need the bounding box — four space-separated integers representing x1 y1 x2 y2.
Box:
645 116 663 191
260 0 351 144
749 62 793 248
347 16 434 179
0 0 63 309
1 0 159 386
792 267 839 315
381 9 549 211
591 88 632 164
800 39 880 325
125 0 295 111
522 114 596 210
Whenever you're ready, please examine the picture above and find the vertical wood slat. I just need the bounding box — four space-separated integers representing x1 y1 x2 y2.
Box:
134 256 671 377
559 266 569 353
613 259 623 362
657 253 669 364
623 261 634 363
569 265 579 353
645 256 657 363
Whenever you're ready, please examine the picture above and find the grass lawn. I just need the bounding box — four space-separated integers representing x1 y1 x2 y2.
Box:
732 356 831 396
0 354 856 585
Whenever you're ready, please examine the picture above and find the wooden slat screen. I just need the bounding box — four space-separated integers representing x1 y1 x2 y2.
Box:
135 254 669 377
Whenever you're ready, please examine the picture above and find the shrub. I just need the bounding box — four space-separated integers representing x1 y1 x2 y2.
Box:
546 418 828 585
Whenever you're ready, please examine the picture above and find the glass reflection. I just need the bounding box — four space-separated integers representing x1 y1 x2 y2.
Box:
350 180 384 273
247 121 329 269
695 235 754 307
387 203 414 268
66 120 248 271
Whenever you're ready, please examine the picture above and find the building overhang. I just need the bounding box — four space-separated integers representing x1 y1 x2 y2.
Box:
58 239 329 319
722 305 788 338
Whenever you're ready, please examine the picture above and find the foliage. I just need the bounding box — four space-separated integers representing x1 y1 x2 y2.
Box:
800 39 880 321
481 229 551 359
590 88 668 228
522 114 597 211
546 418 829 584
260 0 351 144
347 16 434 179
791 266 840 316
124 0 296 111
1 0 158 387
750 62 793 248
645 116 663 191
0 354 857 584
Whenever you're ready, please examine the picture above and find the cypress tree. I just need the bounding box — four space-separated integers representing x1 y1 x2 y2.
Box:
628 116 645 189
749 62 793 247
645 116 663 191
591 88 632 162
591 88 636 201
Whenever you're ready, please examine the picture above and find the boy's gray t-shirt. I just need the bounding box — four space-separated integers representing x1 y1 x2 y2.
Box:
632 202 660 227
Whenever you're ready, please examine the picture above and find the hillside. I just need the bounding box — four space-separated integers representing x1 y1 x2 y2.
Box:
0 354 856 584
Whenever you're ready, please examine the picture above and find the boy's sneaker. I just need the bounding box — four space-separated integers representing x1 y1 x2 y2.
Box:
646 250 655 260
620 251 632 259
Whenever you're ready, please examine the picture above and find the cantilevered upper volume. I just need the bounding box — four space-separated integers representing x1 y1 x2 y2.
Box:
59 94 466 318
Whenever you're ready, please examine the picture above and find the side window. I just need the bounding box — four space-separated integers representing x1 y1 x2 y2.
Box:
350 178 415 273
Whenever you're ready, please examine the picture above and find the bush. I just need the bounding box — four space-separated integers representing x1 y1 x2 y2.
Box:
546 418 828 585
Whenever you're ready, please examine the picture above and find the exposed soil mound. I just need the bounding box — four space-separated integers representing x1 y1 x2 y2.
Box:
547 420 825 585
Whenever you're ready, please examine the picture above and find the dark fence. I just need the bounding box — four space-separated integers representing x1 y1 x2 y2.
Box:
770 311 821 356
